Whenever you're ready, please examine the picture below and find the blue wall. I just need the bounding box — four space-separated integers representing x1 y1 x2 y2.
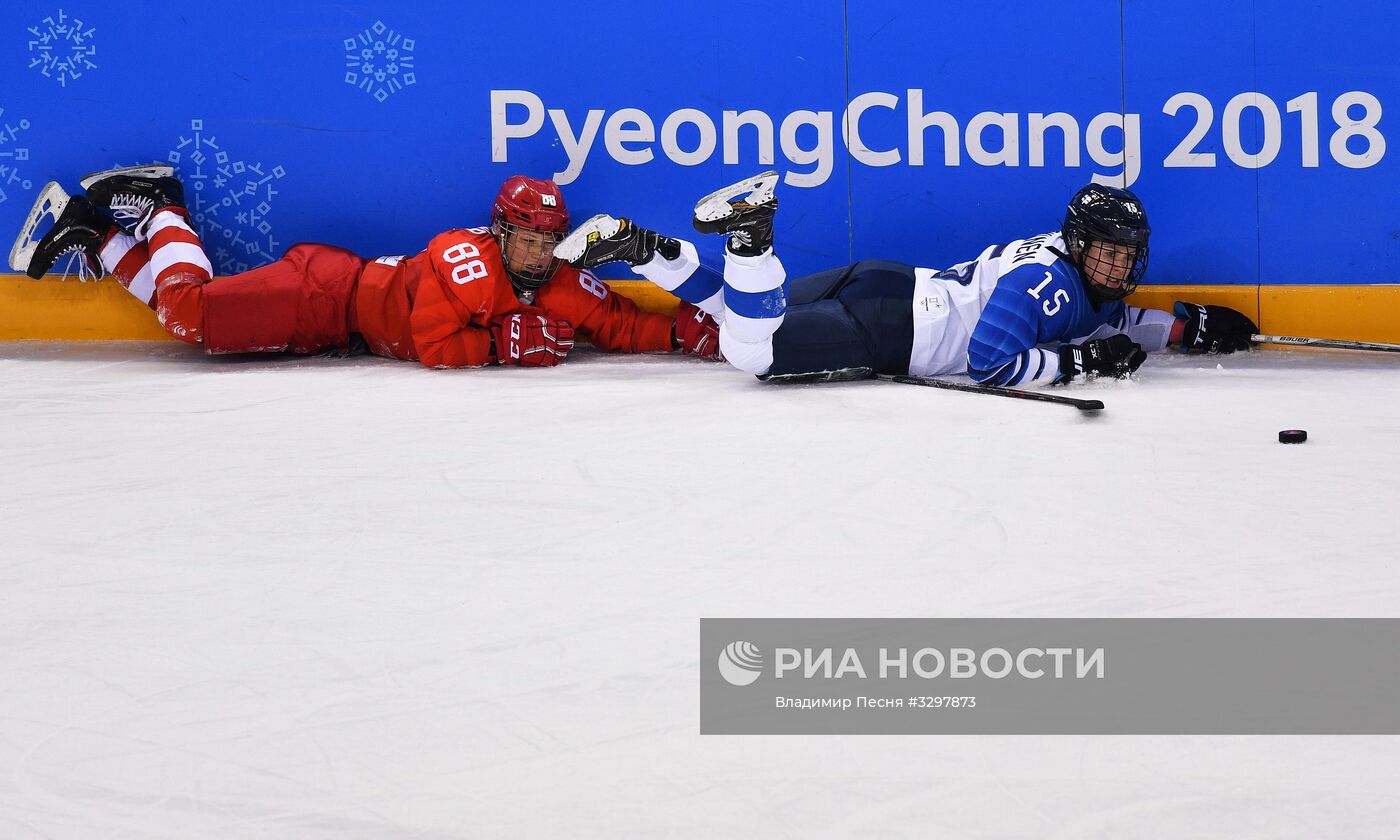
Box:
2 1 1396 282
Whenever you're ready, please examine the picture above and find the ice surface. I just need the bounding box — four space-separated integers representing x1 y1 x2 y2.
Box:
2 342 1398 838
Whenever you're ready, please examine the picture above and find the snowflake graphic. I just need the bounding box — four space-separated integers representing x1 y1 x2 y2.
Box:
166 119 288 274
26 9 97 87
0 106 35 206
343 20 416 103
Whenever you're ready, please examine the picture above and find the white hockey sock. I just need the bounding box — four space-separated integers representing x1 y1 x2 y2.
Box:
634 239 724 320
720 248 786 343
718 326 774 376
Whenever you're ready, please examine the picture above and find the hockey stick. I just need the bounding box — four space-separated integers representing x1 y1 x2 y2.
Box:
876 374 1105 411
1252 334 1400 354
765 368 1104 411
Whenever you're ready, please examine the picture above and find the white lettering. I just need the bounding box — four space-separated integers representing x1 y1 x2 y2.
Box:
1077 648 1106 679
1016 648 1045 678
950 648 977 678
723 110 776 165
967 111 1019 166
913 647 945 678
490 89 545 162
858 696 903 708
1045 647 1073 678
484 89 1337 192
661 108 718 166
1028 112 1081 168
908 88 960 166
844 91 901 166
604 108 656 165
775 648 801 678
834 648 867 679
780 110 834 187
549 109 605 185
1331 91 1386 168
980 647 1014 679
880 647 908 679
1087 112 1142 187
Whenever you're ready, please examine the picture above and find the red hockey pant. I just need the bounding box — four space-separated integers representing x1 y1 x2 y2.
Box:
159 244 366 354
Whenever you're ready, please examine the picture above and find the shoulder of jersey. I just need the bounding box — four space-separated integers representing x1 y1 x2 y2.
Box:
1014 235 1082 288
536 263 586 298
430 226 496 246
1004 231 1069 268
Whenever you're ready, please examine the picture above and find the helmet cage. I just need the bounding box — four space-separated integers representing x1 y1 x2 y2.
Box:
491 215 567 291
491 175 570 292
1062 185 1151 302
1067 233 1150 302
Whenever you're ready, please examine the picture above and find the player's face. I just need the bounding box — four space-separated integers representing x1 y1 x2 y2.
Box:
1081 240 1137 291
504 228 561 276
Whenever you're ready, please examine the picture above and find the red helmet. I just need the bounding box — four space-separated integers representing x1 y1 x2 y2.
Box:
492 175 570 232
491 176 570 292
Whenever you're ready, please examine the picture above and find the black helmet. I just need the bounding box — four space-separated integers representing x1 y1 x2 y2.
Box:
1061 183 1151 302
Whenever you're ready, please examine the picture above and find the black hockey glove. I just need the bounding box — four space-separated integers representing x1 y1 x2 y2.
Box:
1057 334 1147 381
1173 302 1258 354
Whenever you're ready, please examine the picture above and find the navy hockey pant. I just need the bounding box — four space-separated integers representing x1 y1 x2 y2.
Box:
766 260 916 377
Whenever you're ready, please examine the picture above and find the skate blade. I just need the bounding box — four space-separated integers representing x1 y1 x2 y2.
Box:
8 181 71 273
78 162 175 190
694 170 779 222
553 213 622 262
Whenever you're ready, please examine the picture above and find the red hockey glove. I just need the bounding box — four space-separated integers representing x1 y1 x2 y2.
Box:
491 314 575 367
673 301 723 360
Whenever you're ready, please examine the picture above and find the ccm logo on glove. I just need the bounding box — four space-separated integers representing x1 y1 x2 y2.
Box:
492 314 575 367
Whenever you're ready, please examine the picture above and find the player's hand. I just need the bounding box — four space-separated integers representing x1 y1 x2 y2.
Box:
491 314 574 367
1058 333 1147 381
1174 302 1258 354
673 301 722 360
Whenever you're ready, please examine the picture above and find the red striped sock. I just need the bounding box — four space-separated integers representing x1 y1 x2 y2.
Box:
146 208 213 288
98 228 157 308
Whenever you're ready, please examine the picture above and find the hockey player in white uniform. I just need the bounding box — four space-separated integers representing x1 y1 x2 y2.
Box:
554 172 1258 385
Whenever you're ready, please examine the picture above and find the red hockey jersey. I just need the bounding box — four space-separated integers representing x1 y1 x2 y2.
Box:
353 227 674 367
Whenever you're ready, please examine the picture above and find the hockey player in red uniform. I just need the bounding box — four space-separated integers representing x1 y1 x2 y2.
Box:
9 165 722 368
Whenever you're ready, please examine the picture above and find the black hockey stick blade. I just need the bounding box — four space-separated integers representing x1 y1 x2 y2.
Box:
876 373 1105 411
1252 333 1400 354
766 367 1104 411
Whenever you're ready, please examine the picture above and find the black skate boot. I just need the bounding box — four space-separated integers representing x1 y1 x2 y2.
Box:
81 163 185 237
553 214 682 269
8 182 107 280
692 170 778 257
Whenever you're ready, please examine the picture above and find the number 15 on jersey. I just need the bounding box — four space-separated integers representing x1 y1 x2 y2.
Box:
1027 270 1068 316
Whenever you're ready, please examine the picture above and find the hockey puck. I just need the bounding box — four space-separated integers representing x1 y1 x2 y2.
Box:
1278 429 1308 444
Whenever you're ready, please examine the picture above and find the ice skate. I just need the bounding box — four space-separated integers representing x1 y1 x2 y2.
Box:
8 182 107 280
553 214 682 269
82 163 186 237
692 170 778 256
78 163 175 191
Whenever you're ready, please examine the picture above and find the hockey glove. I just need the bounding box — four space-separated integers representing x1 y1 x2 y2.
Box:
491 314 575 367
1057 333 1147 381
673 301 722 360
1174 302 1258 354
